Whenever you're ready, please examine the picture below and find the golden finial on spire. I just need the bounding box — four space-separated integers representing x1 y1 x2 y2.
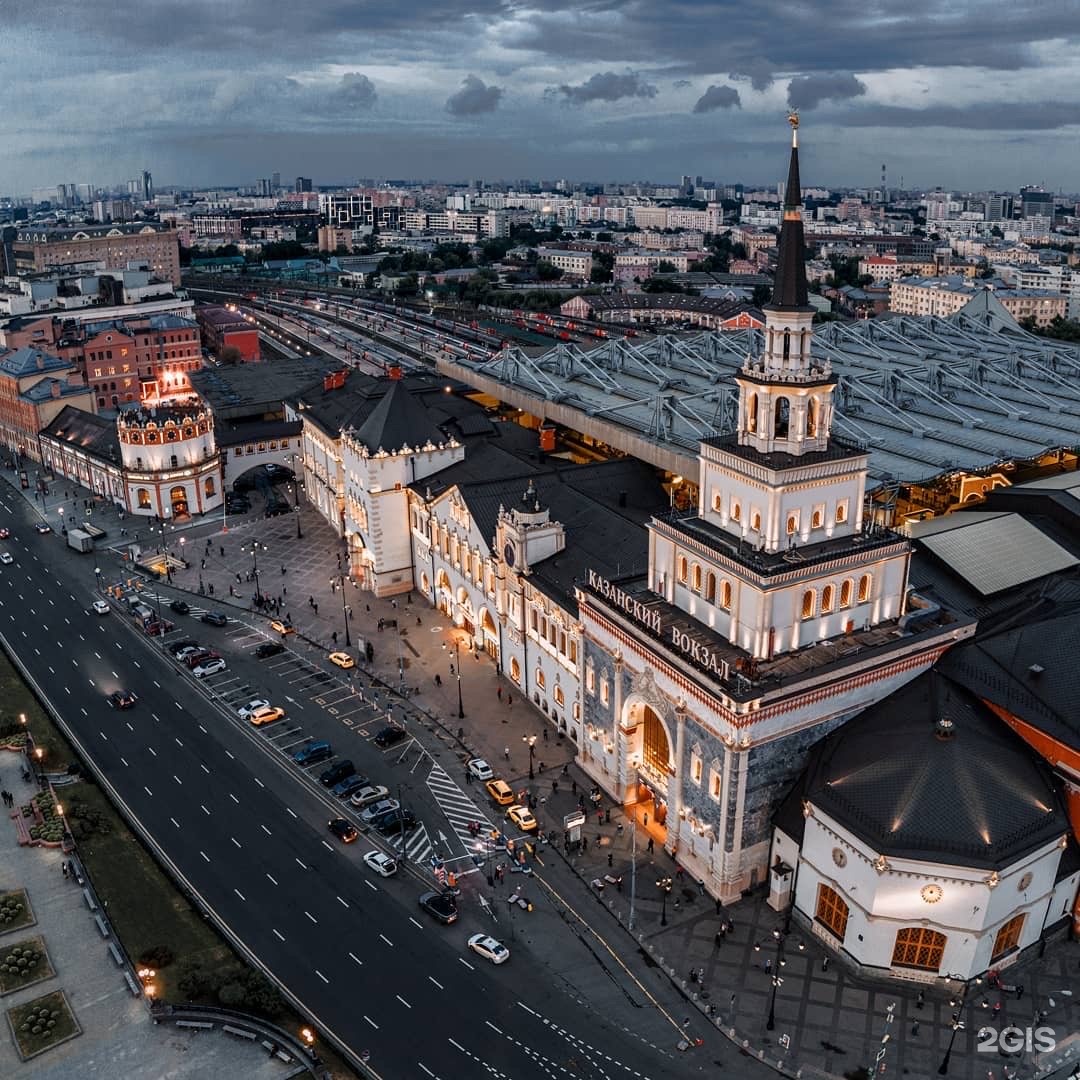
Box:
787 109 799 147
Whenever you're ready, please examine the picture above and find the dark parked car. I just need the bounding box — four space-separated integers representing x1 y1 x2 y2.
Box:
293 741 333 767
106 689 138 710
328 818 358 844
375 809 417 834
332 775 369 800
374 725 408 748
201 611 228 626
264 501 291 518
255 641 285 659
418 890 458 925
318 760 356 788
169 639 200 658
169 599 190 615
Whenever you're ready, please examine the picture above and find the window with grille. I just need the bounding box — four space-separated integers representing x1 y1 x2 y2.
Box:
858 574 872 603
991 914 1025 961
815 884 849 942
891 927 946 971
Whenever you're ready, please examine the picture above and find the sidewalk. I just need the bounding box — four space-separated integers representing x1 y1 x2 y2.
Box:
10 464 1080 1080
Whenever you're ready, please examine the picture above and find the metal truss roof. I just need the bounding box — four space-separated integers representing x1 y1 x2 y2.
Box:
467 310 1080 486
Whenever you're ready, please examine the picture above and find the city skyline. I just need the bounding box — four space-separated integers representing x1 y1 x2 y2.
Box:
4 1 1079 193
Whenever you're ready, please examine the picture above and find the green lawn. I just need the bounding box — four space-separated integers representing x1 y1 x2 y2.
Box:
64 782 229 1001
0 889 35 936
0 652 77 766
0 936 53 994
7 989 79 1060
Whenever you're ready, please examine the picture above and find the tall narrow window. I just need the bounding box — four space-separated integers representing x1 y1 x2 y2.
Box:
858 574 872 603
821 585 835 613
746 393 758 433
720 581 732 610
815 884 849 942
807 397 818 437
678 556 688 583
801 590 815 619
705 572 716 603
840 579 853 607
775 397 790 438
692 564 702 591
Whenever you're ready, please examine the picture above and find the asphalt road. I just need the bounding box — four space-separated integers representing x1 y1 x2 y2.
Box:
0 490 722 1079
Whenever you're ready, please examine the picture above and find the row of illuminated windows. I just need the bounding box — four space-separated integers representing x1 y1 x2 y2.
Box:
800 576 871 619
815 885 1025 970
134 477 215 508
689 752 722 801
710 492 849 533
232 438 299 456
676 559 733 608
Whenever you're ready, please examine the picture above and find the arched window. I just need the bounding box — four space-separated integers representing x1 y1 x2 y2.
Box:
530 608 538 633
821 584 835 613
812 508 823 529
510 657 521 684
840 579 853 607
815 884 849 942
677 556 688 583
554 685 564 707
535 668 546 689
991 914 1025 961
782 329 791 361
786 514 798 536
858 574 872 603
807 397 818 438
204 477 215 497
892 928 946 972
136 488 151 509
731 500 741 522
170 454 178 468
801 589 815 619
720 580 732 610
746 393 758 433
705 572 716 602
836 501 848 524
712 491 721 512
692 564 702 591
751 511 761 532
775 397 790 438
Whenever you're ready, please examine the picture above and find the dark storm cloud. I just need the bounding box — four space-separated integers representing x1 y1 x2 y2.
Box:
333 73 377 109
729 58 774 92
841 101 1077 130
554 71 658 105
693 85 741 113
445 75 503 116
787 73 867 110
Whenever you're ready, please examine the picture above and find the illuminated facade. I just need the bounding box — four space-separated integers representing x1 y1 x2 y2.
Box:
577 120 975 903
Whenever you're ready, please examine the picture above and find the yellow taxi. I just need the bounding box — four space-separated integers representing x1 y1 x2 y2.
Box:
269 619 295 636
506 804 538 832
249 705 286 726
328 651 355 669
485 778 515 806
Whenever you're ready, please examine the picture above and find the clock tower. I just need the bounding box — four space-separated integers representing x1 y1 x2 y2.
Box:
495 480 565 574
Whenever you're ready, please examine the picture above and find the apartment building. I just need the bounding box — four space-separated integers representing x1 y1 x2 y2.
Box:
13 223 181 286
535 248 593 279
889 276 1066 326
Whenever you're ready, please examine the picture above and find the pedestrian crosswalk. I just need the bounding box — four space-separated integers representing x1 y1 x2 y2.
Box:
387 820 433 864
426 762 496 856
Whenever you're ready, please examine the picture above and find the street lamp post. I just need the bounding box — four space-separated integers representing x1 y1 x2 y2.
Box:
442 638 465 719
34 746 44 784
657 875 672 926
766 929 785 1031
291 453 303 539
340 573 351 647
243 541 266 604
523 733 536 779
937 974 970 1075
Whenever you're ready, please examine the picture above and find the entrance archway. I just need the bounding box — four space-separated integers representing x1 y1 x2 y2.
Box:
624 701 671 844
170 485 189 519
480 608 499 666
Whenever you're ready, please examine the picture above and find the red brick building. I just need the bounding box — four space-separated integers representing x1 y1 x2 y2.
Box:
0 346 92 460
196 305 261 362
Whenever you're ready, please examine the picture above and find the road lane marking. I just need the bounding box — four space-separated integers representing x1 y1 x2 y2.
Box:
147 747 157 757
272 929 285 941
428 976 444 990
316 970 329 984
409 917 423 929
199 851 210 862
295 858 307 869
364 880 377 891
304 911 317 924
349 952 362 966
485 1021 503 1035
253 777 264 787
261 825 272 836
125 722 133 731
143 786 153 797
231 837 241 849
174 737 183 747
336 896 349 908
234 888 246 901
286 808 297 818
173 775 182 785
225 750 234 759
200 764 210 774
396 995 411 1009
229 793 239 804
379 934 393 947
120 757 128 767
198 724 207 734
170 817 180 828
458 958 474 971
200 805 210 815
266 873 278 885
321 840 333 852
363 1016 379 1030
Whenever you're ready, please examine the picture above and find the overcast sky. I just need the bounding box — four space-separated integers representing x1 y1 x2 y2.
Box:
4 0 1079 194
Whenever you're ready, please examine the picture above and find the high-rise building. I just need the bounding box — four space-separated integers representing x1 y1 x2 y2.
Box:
142 170 153 203
1020 186 1053 220
294 177 313 193
985 194 1014 222
271 172 281 192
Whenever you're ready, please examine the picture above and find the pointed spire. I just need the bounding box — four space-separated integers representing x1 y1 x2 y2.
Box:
768 112 810 310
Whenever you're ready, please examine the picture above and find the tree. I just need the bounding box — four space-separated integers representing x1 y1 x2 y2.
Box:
656 259 678 274
536 261 563 281
218 346 242 365
751 284 772 308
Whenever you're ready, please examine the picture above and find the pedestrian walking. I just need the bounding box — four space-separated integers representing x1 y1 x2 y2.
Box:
236 573 242 584
497 686 502 701
208 582 214 595
992 1002 1002 1019
504 746 510 761
697 879 705 896
543 728 548 742
220 546 225 557
911 1020 920 1037
916 990 925 1010
1016 985 1024 1000
607 852 613 868
313 602 318 614
716 897 722 916
571 779 577 795
435 673 442 687
507 694 512 708
309 596 314 607
281 564 286 575
821 956 829 972
552 779 558 794
764 958 772 974
62 862 68 879
647 837 654 854
200 558 206 569
597 809 603 826
676 865 684 881
332 632 338 645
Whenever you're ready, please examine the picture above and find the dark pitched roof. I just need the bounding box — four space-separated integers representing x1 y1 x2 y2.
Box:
39 404 121 464
801 670 1066 870
767 130 811 312
352 379 446 453
0 346 69 379
939 599 1080 752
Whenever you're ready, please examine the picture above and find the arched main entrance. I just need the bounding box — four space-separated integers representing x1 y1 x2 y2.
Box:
170 485 189 519
480 608 499 667
624 701 671 844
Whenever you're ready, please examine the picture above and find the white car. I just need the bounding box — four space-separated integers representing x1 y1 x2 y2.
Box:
236 698 270 720
359 798 400 824
350 784 390 808
192 658 227 678
363 850 398 878
0 552 13 565
468 934 510 965
467 758 494 782
92 600 111 615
